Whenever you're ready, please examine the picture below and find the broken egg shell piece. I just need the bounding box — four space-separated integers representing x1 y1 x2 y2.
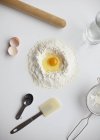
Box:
9 37 20 47
8 46 18 56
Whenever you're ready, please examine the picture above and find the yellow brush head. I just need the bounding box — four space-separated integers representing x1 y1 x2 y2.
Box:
39 98 61 117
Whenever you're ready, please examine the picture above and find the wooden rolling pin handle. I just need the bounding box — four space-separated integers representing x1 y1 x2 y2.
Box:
0 0 66 28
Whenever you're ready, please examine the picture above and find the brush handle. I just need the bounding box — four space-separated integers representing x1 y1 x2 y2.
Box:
10 111 42 134
0 0 66 28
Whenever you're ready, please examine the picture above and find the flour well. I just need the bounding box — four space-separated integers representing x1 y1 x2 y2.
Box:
28 39 77 88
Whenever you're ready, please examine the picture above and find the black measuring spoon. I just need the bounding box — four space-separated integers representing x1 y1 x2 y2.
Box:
16 94 33 120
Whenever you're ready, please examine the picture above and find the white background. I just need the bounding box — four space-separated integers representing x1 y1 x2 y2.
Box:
0 0 100 140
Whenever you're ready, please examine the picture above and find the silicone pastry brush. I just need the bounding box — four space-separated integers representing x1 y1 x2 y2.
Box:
0 0 66 28
10 98 61 134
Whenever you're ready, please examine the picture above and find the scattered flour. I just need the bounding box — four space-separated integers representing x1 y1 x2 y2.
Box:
28 39 77 88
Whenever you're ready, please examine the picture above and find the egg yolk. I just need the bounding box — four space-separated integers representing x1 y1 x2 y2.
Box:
42 54 61 72
47 57 58 66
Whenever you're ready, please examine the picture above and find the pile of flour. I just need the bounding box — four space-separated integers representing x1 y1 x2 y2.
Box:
28 39 77 88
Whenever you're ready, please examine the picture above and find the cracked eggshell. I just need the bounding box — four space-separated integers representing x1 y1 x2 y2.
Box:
9 37 20 47
8 46 18 56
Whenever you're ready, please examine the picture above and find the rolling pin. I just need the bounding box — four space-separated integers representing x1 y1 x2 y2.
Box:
0 0 66 28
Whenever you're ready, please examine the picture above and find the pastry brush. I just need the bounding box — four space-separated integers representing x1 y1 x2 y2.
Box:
10 98 61 134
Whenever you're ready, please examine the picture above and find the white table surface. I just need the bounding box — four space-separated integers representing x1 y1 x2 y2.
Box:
0 0 100 140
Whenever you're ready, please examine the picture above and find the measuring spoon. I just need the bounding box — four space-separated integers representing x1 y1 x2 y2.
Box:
16 94 33 120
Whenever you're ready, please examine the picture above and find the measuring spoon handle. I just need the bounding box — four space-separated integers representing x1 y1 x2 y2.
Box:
67 113 92 140
16 105 26 120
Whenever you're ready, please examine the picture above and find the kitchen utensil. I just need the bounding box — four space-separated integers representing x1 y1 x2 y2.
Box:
1 0 66 28
16 94 33 120
67 78 100 140
11 98 61 134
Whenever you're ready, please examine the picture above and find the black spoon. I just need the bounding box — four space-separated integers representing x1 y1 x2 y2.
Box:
16 94 33 120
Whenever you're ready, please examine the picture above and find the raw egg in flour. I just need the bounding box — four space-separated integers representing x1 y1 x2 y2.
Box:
28 39 77 88
42 54 61 72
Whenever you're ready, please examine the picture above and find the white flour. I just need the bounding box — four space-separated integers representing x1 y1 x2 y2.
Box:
28 39 77 88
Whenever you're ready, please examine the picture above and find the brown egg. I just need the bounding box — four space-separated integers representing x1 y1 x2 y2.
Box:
9 37 20 47
8 46 18 56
